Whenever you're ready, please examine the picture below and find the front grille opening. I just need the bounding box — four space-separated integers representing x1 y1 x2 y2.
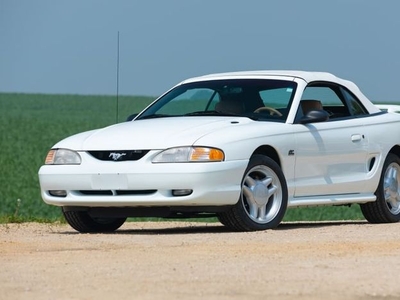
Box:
115 190 156 195
78 190 157 196
88 150 149 161
79 190 113 196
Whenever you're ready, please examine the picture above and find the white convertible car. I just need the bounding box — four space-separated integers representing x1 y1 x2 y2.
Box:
38 70 400 233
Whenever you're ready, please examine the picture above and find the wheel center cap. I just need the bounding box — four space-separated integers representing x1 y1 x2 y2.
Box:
253 183 270 206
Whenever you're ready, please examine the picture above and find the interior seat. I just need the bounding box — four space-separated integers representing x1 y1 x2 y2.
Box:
215 98 244 114
300 99 323 115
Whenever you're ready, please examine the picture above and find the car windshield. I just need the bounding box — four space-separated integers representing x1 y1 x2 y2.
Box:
137 79 297 122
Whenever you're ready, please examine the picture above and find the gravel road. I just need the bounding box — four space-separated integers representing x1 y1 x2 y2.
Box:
1 221 400 300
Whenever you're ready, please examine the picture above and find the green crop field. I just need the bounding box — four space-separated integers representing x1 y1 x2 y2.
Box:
0 92 367 223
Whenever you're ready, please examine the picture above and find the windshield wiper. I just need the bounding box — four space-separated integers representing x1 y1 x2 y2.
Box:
183 111 263 120
184 111 223 116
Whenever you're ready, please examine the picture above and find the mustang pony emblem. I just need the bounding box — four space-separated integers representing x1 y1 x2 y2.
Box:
109 152 127 161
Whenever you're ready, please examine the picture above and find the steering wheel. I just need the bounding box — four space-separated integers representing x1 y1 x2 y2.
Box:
254 106 283 117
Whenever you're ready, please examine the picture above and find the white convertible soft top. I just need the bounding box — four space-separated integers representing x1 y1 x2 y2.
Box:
178 70 381 114
185 70 340 83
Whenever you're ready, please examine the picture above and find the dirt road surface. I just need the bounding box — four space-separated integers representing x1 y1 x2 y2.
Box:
1 221 400 300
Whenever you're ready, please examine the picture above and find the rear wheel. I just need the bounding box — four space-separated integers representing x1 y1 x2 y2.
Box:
62 208 127 233
361 153 400 223
218 155 288 231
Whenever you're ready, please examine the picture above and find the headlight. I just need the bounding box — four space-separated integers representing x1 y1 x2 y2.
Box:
45 149 81 165
152 147 224 163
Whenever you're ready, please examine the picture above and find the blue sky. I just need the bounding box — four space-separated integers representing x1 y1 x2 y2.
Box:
1 0 399 101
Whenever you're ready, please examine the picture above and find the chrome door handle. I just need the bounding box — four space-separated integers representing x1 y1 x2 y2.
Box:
351 134 362 142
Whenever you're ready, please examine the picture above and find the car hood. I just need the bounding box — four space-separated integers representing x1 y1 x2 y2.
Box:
53 117 257 150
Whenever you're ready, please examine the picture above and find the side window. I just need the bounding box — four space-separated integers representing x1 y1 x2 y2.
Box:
302 86 343 106
300 85 351 119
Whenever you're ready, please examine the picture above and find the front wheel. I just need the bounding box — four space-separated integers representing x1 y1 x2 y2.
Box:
361 153 400 223
218 155 288 231
62 208 127 233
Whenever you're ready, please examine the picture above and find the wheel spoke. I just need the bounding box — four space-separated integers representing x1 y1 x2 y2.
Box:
243 183 258 218
385 166 395 186
262 177 273 187
268 185 278 198
245 176 257 189
389 198 400 211
243 185 253 200
387 194 400 212
248 201 258 219
390 166 398 180
258 206 266 220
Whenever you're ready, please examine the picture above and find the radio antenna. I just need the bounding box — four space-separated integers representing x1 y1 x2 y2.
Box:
116 31 120 123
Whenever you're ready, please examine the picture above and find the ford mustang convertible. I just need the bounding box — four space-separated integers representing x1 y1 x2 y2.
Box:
38 70 400 233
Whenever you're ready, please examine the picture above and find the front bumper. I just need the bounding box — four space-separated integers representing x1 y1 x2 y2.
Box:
38 153 248 207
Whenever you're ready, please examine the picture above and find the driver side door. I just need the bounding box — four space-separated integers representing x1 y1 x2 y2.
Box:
293 84 369 197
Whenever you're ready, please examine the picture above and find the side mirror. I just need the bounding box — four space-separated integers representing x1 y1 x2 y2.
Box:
299 110 330 124
126 114 138 121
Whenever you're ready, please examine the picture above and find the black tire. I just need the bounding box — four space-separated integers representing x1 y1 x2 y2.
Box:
361 153 400 223
218 155 288 231
62 208 127 233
